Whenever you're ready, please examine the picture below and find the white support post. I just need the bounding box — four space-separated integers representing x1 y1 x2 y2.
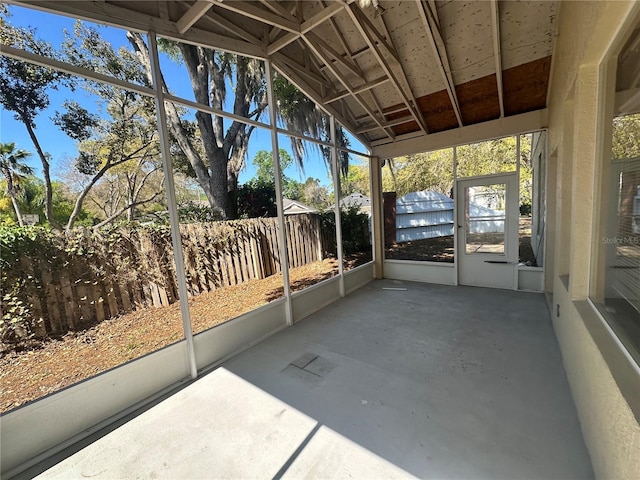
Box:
265 60 294 326
370 156 385 279
330 116 346 297
514 134 521 290
148 32 198 379
453 146 458 286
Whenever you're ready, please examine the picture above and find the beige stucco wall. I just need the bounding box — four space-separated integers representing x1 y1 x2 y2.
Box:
547 1 640 478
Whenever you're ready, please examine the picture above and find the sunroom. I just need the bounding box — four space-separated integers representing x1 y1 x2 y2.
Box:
0 1 638 478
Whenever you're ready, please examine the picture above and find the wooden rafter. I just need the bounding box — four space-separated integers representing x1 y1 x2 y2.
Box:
9 0 267 58
210 0 300 34
356 115 414 134
325 76 390 104
415 0 463 127
490 0 505 118
300 35 395 140
192 3 262 44
266 2 347 56
271 57 370 146
347 4 428 134
306 32 364 81
257 0 297 22
176 1 212 34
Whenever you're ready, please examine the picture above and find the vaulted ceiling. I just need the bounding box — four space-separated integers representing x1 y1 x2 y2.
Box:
8 0 558 150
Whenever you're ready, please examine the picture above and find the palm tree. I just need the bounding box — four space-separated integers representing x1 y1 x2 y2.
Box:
0 142 34 226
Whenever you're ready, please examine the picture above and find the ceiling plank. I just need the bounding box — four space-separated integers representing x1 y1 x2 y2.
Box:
490 0 505 118
347 4 429 135
176 1 213 34
415 0 463 127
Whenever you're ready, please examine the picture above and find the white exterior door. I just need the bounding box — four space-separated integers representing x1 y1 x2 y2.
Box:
456 173 518 289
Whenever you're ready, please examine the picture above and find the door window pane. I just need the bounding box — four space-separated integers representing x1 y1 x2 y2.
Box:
465 183 507 254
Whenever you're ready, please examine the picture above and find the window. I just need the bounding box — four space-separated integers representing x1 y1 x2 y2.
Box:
591 22 640 365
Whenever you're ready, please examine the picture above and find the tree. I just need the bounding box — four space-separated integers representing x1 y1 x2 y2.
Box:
0 143 34 226
300 177 330 210
126 32 334 219
382 148 454 197
340 161 370 197
236 149 302 218
0 10 68 228
59 23 164 231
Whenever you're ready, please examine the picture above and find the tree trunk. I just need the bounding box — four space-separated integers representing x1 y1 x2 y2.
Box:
127 32 225 217
23 118 60 229
9 193 25 226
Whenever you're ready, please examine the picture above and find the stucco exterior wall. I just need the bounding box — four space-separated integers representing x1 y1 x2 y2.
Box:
546 2 640 478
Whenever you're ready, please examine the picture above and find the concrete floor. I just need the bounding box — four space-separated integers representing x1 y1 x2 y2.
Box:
33 280 593 479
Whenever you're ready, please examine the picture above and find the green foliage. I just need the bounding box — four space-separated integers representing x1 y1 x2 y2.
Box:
0 177 94 227
2 280 40 344
382 136 534 211
0 225 55 344
0 12 69 128
52 100 99 141
382 148 454 197
252 149 293 183
341 161 370 197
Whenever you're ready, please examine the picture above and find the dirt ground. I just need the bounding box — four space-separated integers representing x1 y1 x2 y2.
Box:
1 257 376 413
385 216 537 265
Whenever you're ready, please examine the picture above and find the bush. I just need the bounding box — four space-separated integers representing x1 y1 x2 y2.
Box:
0 226 54 344
320 206 371 255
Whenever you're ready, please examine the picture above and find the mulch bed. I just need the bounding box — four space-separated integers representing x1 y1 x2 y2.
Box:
1 258 359 413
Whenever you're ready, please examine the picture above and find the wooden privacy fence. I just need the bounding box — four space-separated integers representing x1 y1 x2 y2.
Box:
6 214 334 336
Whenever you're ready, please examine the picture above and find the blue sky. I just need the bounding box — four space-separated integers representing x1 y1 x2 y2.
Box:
1 4 366 190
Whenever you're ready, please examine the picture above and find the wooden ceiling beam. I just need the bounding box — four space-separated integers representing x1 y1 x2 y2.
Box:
210 0 300 34
271 54 371 146
347 4 428 134
306 32 364 81
257 0 297 22
176 1 212 34
192 3 262 44
300 34 395 140
415 0 463 127
267 2 347 56
7 0 267 57
490 0 505 118
325 75 389 103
